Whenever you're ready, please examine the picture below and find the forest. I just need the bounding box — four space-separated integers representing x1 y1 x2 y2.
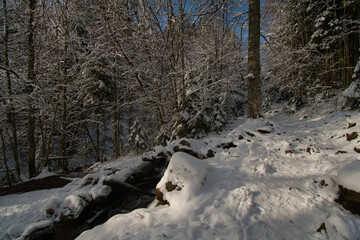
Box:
0 0 359 183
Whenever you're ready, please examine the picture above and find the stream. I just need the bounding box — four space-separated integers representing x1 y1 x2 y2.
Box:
46 160 166 240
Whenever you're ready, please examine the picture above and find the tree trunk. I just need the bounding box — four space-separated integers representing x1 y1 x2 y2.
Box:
113 78 120 159
96 123 101 163
60 1 69 172
0 129 12 187
27 0 37 178
247 0 262 119
3 0 21 178
44 109 57 167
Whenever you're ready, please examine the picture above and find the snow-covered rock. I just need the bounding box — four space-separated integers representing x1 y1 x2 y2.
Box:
336 160 360 215
17 220 54 240
342 79 360 109
337 160 360 193
155 152 210 207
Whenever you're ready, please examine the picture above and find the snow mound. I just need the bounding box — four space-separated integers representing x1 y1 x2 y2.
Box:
17 220 53 240
156 152 210 206
337 160 360 192
325 213 360 239
343 79 360 98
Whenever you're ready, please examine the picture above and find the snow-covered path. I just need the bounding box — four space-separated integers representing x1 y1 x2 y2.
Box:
77 106 360 240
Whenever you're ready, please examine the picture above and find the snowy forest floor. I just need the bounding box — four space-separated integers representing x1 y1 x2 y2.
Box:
1 98 360 240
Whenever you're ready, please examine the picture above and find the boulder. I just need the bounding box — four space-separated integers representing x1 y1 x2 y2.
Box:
336 186 360 215
155 152 210 207
336 160 360 215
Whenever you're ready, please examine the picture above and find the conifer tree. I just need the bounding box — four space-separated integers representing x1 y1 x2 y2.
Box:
125 118 149 153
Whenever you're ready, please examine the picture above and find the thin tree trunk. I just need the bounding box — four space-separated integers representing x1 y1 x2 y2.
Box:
44 110 57 167
247 0 262 119
127 79 133 134
59 0 69 172
0 129 12 187
179 0 186 109
26 0 37 178
96 123 101 163
113 76 120 158
84 124 100 163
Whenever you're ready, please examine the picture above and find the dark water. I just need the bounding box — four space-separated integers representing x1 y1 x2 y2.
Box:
49 165 164 240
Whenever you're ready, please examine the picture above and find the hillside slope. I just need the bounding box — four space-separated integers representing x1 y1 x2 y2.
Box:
77 102 360 240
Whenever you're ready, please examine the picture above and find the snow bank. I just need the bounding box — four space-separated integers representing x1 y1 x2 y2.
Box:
62 195 87 219
337 160 360 192
17 220 53 240
325 213 360 239
156 152 210 207
343 79 360 98
0 154 150 239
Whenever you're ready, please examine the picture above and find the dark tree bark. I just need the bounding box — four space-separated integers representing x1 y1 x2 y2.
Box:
247 0 262 119
26 0 37 178
0 129 12 186
3 0 21 178
59 0 70 172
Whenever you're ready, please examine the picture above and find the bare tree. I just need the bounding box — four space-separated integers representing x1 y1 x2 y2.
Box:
2 0 21 178
26 0 37 178
247 0 262 119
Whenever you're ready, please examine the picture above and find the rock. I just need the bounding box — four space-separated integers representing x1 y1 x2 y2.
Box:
246 131 256 137
238 134 244 140
142 146 168 163
336 185 360 215
336 150 348 154
60 195 87 222
354 147 360 153
316 222 327 234
217 142 237 149
257 129 271 134
336 160 360 215
285 149 295 154
155 152 210 207
197 149 215 159
166 181 180 192
348 122 356 128
173 145 198 158
45 208 55 216
179 140 191 147
346 132 358 141
155 188 169 206
205 149 215 158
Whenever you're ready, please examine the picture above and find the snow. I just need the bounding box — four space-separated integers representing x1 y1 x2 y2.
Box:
18 220 53 240
77 100 360 240
156 152 210 206
343 79 360 98
0 154 149 239
337 160 360 192
32 169 57 180
2 99 360 240
244 73 254 79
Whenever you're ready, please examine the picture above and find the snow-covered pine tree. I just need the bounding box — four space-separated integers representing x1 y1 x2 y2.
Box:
78 48 114 162
125 118 149 153
264 0 359 107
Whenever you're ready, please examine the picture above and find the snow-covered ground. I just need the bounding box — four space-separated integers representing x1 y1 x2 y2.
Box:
77 102 360 240
1 100 360 240
0 154 148 239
